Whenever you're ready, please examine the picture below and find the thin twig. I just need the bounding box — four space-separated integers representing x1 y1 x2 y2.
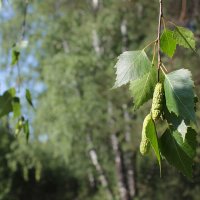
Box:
21 0 29 39
162 17 166 30
157 0 163 82
17 0 29 93
17 63 21 92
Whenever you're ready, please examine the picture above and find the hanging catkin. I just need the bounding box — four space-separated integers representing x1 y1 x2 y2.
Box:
151 83 164 120
140 114 151 155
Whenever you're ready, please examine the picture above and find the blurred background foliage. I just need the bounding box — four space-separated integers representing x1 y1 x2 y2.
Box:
0 0 200 200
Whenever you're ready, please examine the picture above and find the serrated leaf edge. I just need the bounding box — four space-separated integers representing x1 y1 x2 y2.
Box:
131 70 151 110
171 131 191 177
113 50 150 88
164 70 195 122
173 26 196 54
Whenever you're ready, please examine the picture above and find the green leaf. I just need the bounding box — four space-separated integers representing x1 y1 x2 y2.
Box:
163 104 189 141
129 66 157 109
164 69 195 122
160 128 197 178
163 103 182 126
173 26 196 51
12 97 21 118
11 40 28 66
15 117 24 136
7 87 16 96
11 49 20 66
160 29 177 57
113 50 151 88
23 120 30 143
26 89 34 109
0 88 16 118
145 116 161 171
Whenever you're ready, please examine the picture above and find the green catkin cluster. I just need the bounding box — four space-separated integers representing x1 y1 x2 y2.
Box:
140 114 151 155
151 83 164 120
15 118 24 136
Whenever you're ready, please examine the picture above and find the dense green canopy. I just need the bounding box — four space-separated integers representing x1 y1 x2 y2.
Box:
0 0 200 200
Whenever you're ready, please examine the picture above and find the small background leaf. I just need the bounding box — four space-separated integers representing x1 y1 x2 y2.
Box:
26 89 34 109
11 49 20 66
12 97 21 118
0 88 16 117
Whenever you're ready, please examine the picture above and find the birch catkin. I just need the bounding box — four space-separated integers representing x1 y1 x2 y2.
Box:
151 83 164 120
140 114 151 155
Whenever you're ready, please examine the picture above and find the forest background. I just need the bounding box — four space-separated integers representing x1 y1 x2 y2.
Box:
0 0 200 200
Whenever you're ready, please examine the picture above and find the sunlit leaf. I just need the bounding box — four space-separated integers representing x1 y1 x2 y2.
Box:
164 69 195 122
26 89 34 109
113 50 151 88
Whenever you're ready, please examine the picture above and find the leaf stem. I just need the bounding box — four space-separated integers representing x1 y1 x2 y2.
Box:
21 0 29 40
151 41 157 65
161 63 168 73
163 17 177 27
162 17 166 30
143 39 158 51
17 63 21 93
160 65 166 76
157 0 163 82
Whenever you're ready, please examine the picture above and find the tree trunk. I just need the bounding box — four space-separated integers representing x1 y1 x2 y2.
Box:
193 0 199 17
120 4 137 196
108 102 131 200
122 104 137 198
120 19 128 52
87 135 114 200
179 0 187 23
91 0 102 55
110 133 131 200
87 170 97 190
88 1 112 199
